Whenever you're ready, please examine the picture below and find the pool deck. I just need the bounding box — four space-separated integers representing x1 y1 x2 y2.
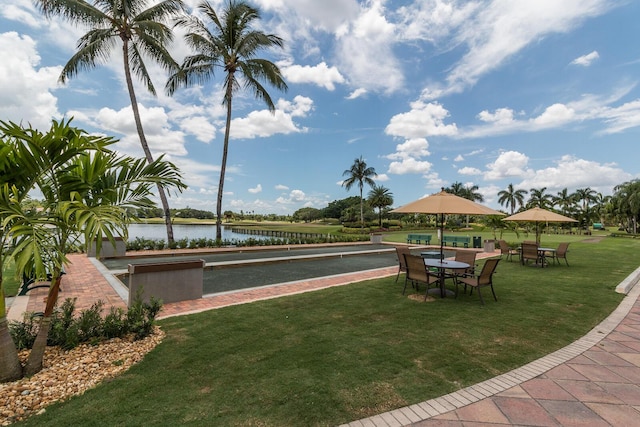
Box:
6 245 640 426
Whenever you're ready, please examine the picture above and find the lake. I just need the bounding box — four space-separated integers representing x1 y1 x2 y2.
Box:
127 223 268 242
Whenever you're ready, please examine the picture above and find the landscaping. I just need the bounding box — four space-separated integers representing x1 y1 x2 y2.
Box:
11 235 638 426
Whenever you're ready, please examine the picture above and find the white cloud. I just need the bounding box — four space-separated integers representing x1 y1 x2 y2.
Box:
178 116 216 143
388 158 433 175
335 1 404 93
518 155 632 192
248 184 263 194
420 0 611 98
376 173 389 182
385 102 458 139
346 88 367 99
454 155 464 162
386 138 431 160
0 32 61 129
478 108 516 124
484 151 531 180
280 61 345 90
229 96 311 139
571 50 599 66
533 103 576 126
458 166 482 175
275 184 289 191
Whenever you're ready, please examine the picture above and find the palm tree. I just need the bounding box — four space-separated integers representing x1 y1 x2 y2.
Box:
527 187 553 209
34 0 185 244
1 119 185 377
552 188 575 216
342 156 377 227
368 185 393 228
612 180 640 233
497 184 527 215
445 182 483 227
166 0 287 241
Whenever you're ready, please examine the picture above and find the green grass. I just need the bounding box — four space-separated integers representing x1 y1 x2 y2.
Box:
18 236 640 426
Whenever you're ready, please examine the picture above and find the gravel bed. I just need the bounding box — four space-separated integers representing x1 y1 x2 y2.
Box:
0 328 164 425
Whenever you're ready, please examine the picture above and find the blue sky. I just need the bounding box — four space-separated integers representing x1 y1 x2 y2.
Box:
1 0 639 214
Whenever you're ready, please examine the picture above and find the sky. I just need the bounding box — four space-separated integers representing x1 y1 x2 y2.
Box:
1 0 640 215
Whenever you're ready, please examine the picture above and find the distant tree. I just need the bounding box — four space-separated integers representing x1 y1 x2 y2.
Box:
292 207 321 222
322 196 361 219
497 184 527 215
34 0 186 244
527 187 553 209
342 156 377 227
368 185 393 227
167 0 287 242
611 180 640 233
552 188 575 216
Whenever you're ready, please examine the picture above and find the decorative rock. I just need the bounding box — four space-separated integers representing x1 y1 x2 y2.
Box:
0 327 163 425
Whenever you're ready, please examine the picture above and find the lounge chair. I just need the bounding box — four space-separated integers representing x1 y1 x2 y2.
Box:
497 240 519 262
521 242 542 267
547 242 570 266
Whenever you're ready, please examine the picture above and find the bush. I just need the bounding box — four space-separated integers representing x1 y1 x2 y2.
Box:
9 293 163 351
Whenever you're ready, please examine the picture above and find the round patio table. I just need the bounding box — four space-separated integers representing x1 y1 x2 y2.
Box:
423 259 469 298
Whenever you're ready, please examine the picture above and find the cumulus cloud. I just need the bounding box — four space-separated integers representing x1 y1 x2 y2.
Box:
229 96 312 139
571 50 599 66
178 116 216 143
518 155 632 192
385 102 458 139
280 61 345 90
386 138 431 160
0 32 61 129
248 184 263 194
275 184 289 191
346 88 367 99
484 151 531 180
388 158 433 175
478 108 516 124
458 166 482 175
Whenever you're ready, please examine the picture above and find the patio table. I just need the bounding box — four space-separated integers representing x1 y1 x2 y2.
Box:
423 259 469 298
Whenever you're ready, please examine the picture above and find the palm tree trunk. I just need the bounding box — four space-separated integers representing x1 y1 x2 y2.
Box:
216 82 234 242
0 315 23 382
359 187 364 228
122 41 174 243
25 274 62 376
0 257 23 383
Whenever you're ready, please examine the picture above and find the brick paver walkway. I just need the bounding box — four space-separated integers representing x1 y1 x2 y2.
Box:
7 248 640 426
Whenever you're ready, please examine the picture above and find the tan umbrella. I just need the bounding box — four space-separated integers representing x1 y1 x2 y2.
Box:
392 189 504 259
503 207 577 244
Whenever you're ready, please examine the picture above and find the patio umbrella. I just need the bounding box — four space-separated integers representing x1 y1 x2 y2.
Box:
391 189 504 260
503 207 577 244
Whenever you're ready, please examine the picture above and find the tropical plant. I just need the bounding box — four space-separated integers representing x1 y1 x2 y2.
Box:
611 180 640 234
552 188 575 216
573 187 598 230
0 119 185 378
368 185 393 228
342 156 377 227
527 187 553 209
498 184 528 215
34 0 185 244
166 0 288 241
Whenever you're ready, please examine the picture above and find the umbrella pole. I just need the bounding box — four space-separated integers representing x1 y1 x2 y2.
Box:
440 213 444 261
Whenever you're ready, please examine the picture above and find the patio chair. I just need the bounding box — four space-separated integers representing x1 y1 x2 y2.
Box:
456 258 501 305
449 250 477 294
547 242 570 266
394 246 411 282
520 242 542 267
497 240 519 262
403 254 439 300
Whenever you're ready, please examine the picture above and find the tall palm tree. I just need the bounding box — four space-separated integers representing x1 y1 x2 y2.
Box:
166 0 288 241
527 187 553 209
497 183 527 215
612 180 640 233
368 184 393 228
552 188 575 216
34 0 185 244
342 156 377 227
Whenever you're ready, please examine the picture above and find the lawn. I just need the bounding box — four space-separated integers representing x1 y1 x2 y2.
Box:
17 235 640 426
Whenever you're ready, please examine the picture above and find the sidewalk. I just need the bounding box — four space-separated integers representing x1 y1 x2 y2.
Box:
6 251 640 426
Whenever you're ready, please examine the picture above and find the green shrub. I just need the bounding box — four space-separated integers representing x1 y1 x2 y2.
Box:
9 313 39 350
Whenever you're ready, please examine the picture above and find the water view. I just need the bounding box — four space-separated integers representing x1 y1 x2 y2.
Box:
127 223 268 242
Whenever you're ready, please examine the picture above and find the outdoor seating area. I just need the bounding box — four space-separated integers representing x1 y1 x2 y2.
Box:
514 241 570 268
